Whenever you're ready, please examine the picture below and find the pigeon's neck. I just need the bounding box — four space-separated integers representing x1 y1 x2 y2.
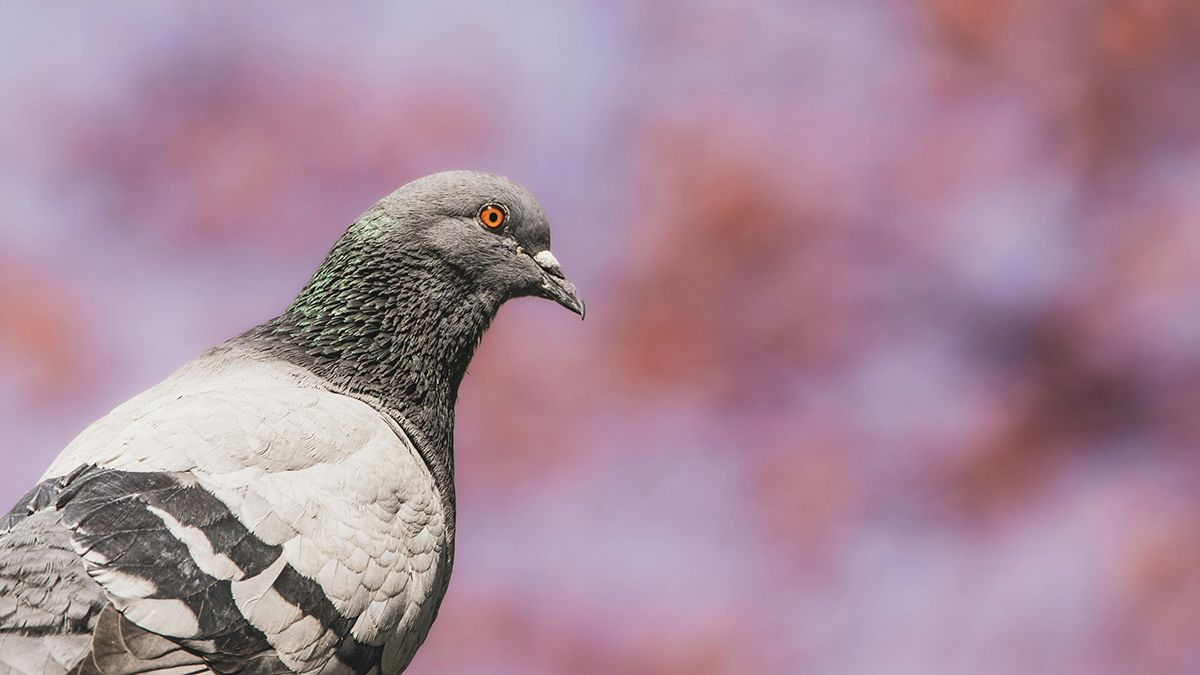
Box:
241 236 499 505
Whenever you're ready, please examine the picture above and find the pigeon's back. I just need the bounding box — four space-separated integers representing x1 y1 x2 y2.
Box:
0 345 453 674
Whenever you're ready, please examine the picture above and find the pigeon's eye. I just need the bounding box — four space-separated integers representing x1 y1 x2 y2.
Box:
478 204 507 231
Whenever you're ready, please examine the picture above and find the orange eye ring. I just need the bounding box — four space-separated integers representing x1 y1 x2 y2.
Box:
478 204 507 230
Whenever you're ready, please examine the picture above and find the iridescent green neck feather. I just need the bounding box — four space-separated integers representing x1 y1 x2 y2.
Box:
241 208 500 507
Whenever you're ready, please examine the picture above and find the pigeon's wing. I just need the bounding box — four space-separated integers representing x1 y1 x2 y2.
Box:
0 464 388 675
0 470 213 674
0 354 449 674
0 474 109 674
60 465 289 673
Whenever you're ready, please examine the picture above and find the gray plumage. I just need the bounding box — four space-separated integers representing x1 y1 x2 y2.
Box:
0 171 583 674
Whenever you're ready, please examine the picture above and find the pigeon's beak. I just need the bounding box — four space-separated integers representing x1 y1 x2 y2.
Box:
533 250 585 319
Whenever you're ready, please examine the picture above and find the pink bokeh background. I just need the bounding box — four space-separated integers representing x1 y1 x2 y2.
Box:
3 3 1200 673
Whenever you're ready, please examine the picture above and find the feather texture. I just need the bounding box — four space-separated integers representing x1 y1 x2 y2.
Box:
2 347 449 673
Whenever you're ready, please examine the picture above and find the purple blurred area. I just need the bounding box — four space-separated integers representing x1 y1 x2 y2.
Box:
3 2 1200 673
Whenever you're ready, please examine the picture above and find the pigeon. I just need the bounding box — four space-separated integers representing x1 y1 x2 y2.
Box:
0 171 584 674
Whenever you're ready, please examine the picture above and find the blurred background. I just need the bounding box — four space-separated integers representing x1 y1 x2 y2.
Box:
2 2 1199 673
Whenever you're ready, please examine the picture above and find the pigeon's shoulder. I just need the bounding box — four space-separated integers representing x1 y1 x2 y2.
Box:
43 345 407 478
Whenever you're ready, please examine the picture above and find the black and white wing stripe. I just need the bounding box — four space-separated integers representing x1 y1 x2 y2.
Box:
1 465 396 674
58 467 283 670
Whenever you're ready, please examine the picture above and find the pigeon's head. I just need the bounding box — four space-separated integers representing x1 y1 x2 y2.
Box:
371 170 584 318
